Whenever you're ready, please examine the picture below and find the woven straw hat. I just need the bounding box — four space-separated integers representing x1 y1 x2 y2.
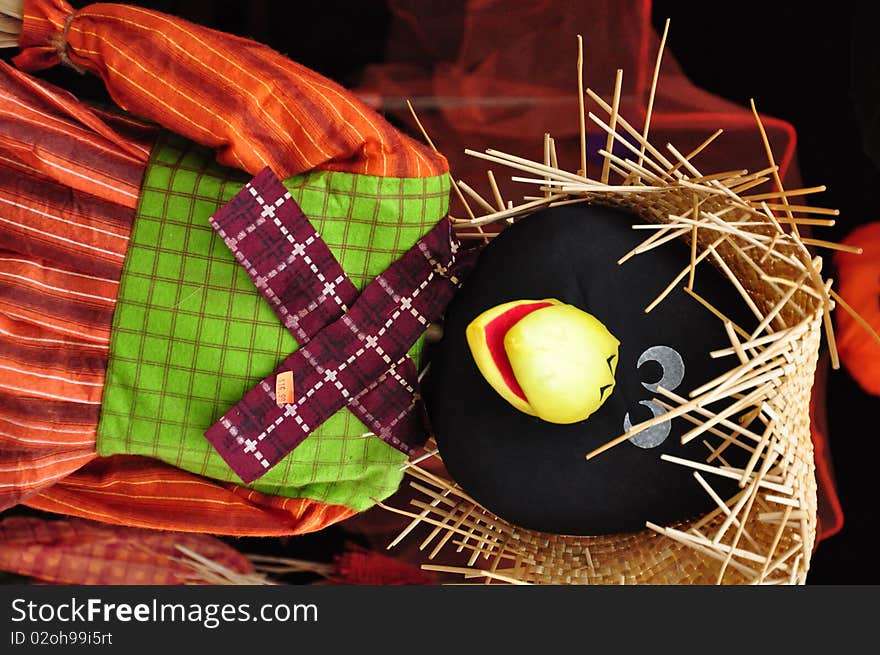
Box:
378 37 859 585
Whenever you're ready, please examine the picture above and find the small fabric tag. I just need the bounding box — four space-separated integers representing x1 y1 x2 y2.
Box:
275 370 294 406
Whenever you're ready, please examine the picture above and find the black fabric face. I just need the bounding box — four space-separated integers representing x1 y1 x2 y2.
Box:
427 203 755 535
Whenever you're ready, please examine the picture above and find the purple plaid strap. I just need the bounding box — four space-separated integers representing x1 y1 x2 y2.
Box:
208 169 427 455
205 171 476 483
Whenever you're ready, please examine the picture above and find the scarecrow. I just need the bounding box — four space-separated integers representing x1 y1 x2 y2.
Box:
0 0 862 583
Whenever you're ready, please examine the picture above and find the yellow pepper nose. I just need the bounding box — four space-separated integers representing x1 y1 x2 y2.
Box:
466 299 619 424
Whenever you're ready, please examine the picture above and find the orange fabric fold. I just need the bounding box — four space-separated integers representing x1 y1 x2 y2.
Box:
23 456 355 537
16 0 447 179
0 58 146 510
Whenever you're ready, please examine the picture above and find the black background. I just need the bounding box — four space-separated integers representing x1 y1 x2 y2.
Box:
3 1 879 583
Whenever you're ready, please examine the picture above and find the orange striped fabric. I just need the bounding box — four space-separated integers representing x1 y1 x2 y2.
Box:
24 456 355 536
15 0 448 180
0 58 149 510
4 0 441 535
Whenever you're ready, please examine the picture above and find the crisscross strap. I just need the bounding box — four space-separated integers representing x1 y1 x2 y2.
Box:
208 167 427 456
206 179 475 482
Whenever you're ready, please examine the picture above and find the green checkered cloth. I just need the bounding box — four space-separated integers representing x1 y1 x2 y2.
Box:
97 133 450 512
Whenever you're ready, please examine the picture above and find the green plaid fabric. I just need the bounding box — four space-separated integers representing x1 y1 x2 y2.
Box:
97 133 450 511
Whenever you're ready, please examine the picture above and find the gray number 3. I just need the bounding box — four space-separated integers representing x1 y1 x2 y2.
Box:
624 345 685 449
